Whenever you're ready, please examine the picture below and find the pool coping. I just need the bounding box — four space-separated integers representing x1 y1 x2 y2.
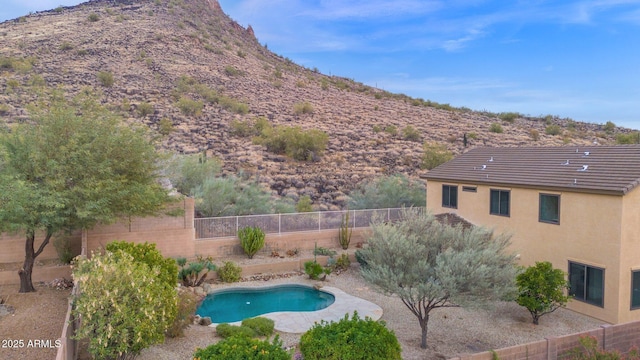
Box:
207 284 383 333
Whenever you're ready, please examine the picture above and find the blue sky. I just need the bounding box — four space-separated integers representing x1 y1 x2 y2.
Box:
2 1 639 129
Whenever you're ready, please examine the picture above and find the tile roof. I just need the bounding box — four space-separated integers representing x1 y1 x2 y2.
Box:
424 145 640 195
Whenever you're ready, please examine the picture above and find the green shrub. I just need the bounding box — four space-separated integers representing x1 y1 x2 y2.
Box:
137 101 154 117
545 125 562 135
293 101 314 115
604 121 616 133
254 124 328 162
489 122 503 133
354 249 368 269
334 253 351 271
616 132 640 144
224 65 242 76
106 241 178 287
53 234 75 264
59 42 74 51
176 96 204 116
384 125 398 136
159 117 174 135
163 153 221 196
529 129 540 141
72 251 178 360
217 261 242 283
516 261 570 325
166 290 199 338
241 317 275 337
401 125 421 142
349 174 426 209
238 226 265 259
564 335 639 360
313 247 337 257
498 112 519 123
88 13 100 22
194 335 290 360
229 119 255 137
372 124 382 133
215 323 256 339
176 256 216 287
0 104 10 116
421 143 453 170
304 261 330 280
300 312 401 360
218 95 249 114
295 195 313 212
97 71 114 87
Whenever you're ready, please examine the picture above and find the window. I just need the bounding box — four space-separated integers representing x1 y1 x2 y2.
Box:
462 186 477 192
490 189 510 216
569 262 604 307
442 185 458 208
632 271 640 309
539 194 560 224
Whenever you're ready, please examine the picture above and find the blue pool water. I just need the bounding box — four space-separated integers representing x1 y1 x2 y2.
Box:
196 284 335 323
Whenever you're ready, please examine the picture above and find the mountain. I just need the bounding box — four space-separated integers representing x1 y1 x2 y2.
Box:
0 0 629 210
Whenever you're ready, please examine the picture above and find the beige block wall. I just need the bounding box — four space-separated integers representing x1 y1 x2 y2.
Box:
427 180 624 323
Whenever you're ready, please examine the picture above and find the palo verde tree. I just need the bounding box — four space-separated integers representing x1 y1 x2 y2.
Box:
359 207 518 349
516 261 571 325
0 91 171 292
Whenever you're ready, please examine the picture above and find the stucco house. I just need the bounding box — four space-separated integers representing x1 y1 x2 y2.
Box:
424 145 640 324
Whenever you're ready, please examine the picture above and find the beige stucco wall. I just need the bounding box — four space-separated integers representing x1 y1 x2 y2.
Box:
619 186 640 323
427 180 627 323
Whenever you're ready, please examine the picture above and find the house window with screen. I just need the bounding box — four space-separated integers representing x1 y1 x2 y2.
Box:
442 185 458 208
490 189 510 216
539 194 560 224
632 271 640 310
569 262 604 307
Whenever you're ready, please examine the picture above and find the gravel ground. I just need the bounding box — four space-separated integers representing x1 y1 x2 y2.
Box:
137 258 605 360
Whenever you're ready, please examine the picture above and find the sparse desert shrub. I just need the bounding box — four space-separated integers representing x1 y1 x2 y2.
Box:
616 132 640 144
563 335 639 360
489 122 503 133
254 124 328 162
293 101 314 115
300 312 401 360
402 125 421 142
467 132 478 139
194 335 290 360
236 50 246 58
224 65 242 76
333 253 351 271
176 96 204 116
159 117 174 135
136 102 154 117
545 124 562 135
529 129 540 141
0 104 10 116
59 41 73 51
349 173 426 209
218 95 249 114
604 121 616 133
217 261 242 283
384 125 398 136
314 246 337 257
241 317 275 337
238 226 265 259
372 124 382 133
229 119 255 137
498 112 519 123
166 290 199 338
421 142 453 170
88 13 100 22
97 71 114 87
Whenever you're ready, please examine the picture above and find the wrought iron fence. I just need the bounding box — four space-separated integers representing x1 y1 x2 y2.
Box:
194 207 422 239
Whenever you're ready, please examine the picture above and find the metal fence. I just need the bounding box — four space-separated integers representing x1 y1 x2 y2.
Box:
194 207 422 239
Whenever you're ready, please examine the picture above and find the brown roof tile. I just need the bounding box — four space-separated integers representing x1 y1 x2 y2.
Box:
424 145 640 195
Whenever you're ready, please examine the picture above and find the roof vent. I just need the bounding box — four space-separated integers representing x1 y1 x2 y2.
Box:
577 165 589 171
481 165 487 170
576 148 579 153
574 179 577 185
562 160 570 165
583 151 590 156
488 157 494 162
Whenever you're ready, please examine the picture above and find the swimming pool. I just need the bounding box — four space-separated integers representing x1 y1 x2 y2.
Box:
196 284 336 323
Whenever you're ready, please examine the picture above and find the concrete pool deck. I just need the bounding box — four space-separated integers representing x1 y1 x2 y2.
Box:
209 285 383 333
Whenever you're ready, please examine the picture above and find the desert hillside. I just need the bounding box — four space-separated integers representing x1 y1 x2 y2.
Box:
0 0 629 210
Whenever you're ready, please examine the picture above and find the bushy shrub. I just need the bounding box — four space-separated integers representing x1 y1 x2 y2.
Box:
224 65 242 76
177 256 216 287
300 312 401 360
401 125 421 142
194 335 290 360
218 95 249 114
53 234 75 264
616 132 640 144
136 101 154 117
304 261 330 280
295 195 313 212
163 153 221 196
354 249 368 269
217 261 242 283
313 246 337 257
489 122 503 133
254 124 328 162
384 125 398 136
88 13 100 22
72 251 178 360
516 261 570 325
215 323 256 339
241 317 275 337
498 112 519 123
545 124 562 135
229 119 256 137
564 335 639 360
166 290 199 338
176 96 204 116
293 101 314 115
238 226 265 259
106 241 178 287
159 117 174 135
421 143 453 170
349 174 426 209
604 121 616 133
333 253 351 271
97 71 114 87
529 129 540 141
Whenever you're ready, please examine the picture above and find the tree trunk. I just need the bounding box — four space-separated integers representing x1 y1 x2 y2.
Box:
533 314 540 325
420 314 430 349
18 229 53 293
19 231 37 293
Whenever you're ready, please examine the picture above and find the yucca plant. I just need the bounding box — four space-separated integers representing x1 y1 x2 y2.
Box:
238 226 265 259
176 257 216 287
